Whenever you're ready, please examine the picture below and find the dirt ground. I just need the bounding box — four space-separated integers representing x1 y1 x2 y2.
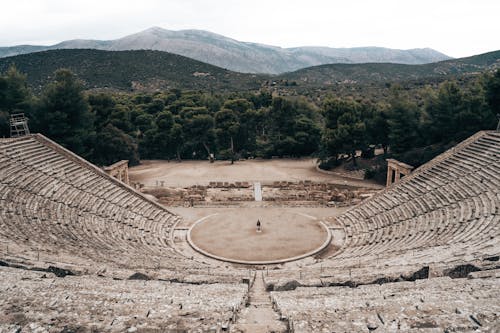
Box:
188 208 329 262
170 206 349 227
131 159 373 263
129 158 381 188
171 206 348 262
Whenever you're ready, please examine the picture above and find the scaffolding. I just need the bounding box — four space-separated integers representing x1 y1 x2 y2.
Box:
9 113 30 138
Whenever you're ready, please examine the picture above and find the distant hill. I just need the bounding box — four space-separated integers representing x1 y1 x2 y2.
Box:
0 49 497 93
277 50 500 87
0 27 451 74
0 49 264 92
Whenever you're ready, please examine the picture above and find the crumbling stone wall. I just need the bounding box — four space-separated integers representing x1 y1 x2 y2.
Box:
141 180 378 207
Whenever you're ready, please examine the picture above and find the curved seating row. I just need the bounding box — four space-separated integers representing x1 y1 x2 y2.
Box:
0 266 247 333
330 131 499 268
265 131 499 283
0 135 203 273
272 274 500 332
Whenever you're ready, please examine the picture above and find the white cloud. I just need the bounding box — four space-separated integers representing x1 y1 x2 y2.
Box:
1 0 499 57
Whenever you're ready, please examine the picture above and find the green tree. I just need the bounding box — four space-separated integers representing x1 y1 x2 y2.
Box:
154 110 175 157
135 113 154 134
223 98 253 114
424 80 496 145
268 97 297 140
240 107 266 157
365 104 390 155
180 107 215 159
485 70 500 126
170 120 184 160
457 81 496 140
35 69 94 157
425 81 464 143
88 93 116 129
322 98 366 166
387 90 420 155
249 91 272 109
0 66 34 137
291 115 321 156
214 108 240 163
93 124 139 166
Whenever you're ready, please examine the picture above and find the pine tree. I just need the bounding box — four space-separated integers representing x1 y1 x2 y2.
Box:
36 69 94 157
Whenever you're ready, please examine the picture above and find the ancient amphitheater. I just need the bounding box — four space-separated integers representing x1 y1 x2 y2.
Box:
1 131 499 332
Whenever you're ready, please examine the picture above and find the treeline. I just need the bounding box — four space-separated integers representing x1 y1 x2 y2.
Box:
1 66 498 175
322 75 499 171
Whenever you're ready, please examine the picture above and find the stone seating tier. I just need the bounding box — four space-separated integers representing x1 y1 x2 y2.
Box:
0 135 205 273
271 275 500 332
0 266 247 333
324 131 499 273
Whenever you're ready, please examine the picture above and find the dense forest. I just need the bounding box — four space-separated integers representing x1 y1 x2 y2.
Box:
1 66 498 182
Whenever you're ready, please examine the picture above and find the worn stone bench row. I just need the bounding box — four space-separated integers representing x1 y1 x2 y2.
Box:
328 132 499 271
0 266 247 333
0 137 215 273
271 275 500 332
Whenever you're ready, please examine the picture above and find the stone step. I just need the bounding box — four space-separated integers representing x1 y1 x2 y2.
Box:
233 273 287 332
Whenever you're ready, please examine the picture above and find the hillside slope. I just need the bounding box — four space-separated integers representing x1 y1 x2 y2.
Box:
0 49 497 92
0 27 451 74
0 49 264 91
278 50 500 86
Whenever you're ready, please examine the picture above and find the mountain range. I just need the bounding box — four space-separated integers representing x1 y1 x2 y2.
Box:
0 49 264 91
0 27 451 74
0 49 498 93
279 50 500 86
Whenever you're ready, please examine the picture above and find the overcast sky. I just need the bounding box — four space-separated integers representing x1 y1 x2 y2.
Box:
1 0 499 58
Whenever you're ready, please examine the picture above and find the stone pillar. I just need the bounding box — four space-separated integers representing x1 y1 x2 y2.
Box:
386 159 413 187
103 160 130 185
386 166 394 187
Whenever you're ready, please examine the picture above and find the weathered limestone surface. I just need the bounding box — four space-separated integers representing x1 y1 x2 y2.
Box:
272 276 500 332
264 131 500 293
326 130 500 271
0 135 202 271
233 272 287 333
0 131 499 332
0 266 247 332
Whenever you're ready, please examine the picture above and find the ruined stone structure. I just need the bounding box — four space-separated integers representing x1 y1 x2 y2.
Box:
386 158 413 187
103 159 129 185
141 180 379 206
0 131 499 332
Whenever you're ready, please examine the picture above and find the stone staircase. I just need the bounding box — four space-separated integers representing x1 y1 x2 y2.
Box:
233 271 287 333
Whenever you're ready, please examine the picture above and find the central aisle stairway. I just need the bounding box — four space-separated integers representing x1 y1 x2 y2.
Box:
233 272 286 333
254 182 263 201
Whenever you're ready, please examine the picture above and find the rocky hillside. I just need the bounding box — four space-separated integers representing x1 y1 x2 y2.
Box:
278 50 500 87
0 49 497 93
0 27 451 74
0 49 264 92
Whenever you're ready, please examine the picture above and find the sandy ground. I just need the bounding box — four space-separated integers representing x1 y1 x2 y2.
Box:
129 158 380 188
172 206 348 262
170 206 349 228
131 159 363 262
188 208 329 262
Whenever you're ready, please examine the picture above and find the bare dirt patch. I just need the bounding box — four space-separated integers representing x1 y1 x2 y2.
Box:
130 159 375 262
188 208 329 263
129 159 381 188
